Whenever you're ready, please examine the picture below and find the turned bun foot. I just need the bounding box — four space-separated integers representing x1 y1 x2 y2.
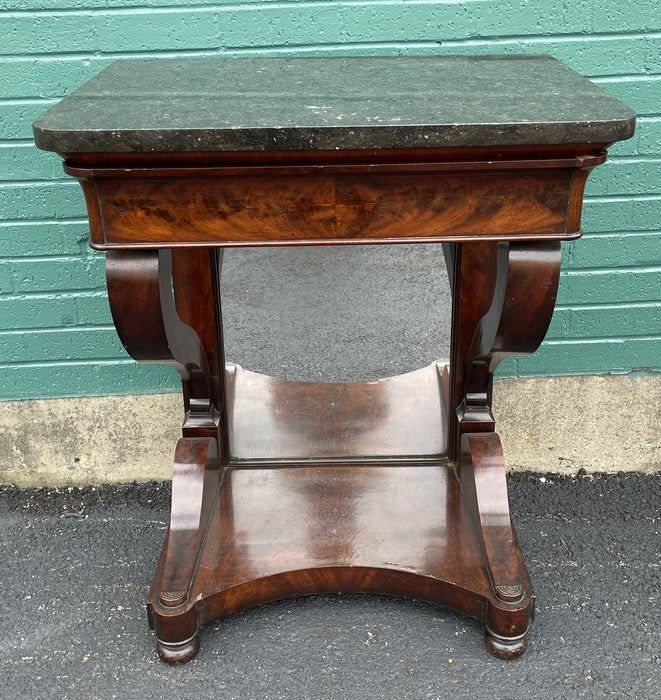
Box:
156 633 200 665
484 628 528 659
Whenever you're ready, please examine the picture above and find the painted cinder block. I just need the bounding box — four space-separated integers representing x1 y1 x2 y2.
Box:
0 143 65 181
0 293 112 331
0 59 109 100
513 337 661 376
564 233 661 270
0 362 176 401
1 0 659 398
638 118 661 153
2 11 218 55
0 222 90 258
0 327 123 364
609 118 661 157
593 77 661 116
547 304 661 341
0 256 105 295
0 101 55 140
557 268 660 306
0 182 86 220
586 159 661 197
582 197 661 233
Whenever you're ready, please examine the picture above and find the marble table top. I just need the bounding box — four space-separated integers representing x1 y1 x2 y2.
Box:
33 55 635 153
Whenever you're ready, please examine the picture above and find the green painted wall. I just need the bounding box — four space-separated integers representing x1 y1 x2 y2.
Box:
1 1 659 399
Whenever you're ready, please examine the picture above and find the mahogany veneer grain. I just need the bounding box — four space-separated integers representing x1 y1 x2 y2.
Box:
148 461 534 662
66 156 602 248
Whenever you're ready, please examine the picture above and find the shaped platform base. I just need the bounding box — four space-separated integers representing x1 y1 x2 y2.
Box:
147 459 533 663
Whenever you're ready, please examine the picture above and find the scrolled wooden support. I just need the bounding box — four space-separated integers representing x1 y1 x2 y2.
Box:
489 241 562 366
105 249 216 433
465 241 562 405
105 249 171 362
158 437 220 606
460 432 523 600
449 241 562 456
463 241 510 411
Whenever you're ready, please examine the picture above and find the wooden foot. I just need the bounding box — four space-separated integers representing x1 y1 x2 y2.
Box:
155 633 201 665
485 628 528 660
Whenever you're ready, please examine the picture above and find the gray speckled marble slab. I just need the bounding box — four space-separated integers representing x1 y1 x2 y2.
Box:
33 55 635 153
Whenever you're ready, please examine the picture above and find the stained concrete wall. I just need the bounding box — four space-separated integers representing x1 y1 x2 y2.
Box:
1 375 658 487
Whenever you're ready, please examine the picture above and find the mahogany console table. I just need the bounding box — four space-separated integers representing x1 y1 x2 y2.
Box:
34 55 634 663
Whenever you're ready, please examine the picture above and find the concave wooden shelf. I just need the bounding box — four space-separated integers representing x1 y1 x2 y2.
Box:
226 361 450 464
191 465 490 610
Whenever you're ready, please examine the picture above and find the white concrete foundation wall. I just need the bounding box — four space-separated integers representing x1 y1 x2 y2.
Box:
0 375 658 487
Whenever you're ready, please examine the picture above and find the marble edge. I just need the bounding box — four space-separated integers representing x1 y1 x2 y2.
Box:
33 117 636 154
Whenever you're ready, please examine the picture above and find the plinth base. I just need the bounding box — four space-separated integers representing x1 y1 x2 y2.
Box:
147 460 534 663
147 364 534 663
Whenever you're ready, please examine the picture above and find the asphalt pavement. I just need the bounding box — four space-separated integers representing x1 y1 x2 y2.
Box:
1 473 659 699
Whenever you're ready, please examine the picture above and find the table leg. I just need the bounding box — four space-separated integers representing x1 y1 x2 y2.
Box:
447 240 561 656
106 248 227 662
460 432 531 657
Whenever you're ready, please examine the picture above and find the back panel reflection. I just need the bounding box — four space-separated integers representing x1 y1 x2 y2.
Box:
219 245 452 461
219 244 451 382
